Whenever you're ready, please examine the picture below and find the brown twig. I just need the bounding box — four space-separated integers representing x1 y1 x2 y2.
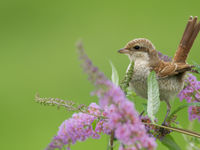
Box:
110 130 114 150
144 123 200 138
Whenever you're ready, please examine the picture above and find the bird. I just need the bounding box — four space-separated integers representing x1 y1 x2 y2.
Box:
118 16 200 123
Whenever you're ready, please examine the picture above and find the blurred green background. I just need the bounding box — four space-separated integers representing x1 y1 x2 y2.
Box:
1 0 200 149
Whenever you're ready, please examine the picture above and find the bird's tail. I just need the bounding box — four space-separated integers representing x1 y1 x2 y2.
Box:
173 16 200 63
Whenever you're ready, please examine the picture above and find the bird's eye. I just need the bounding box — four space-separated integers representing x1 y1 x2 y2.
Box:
134 45 140 50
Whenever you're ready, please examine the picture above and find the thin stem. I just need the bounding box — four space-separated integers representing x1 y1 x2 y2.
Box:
144 123 200 138
135 144 140 150
139 110 145 117
110 130 114 150
36 94 107 119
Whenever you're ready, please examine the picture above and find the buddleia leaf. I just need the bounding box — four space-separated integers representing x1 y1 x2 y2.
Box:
175 124 200 149
147 71 160 123
119 61 134 94
110 61 119 86
161 135 182 150
191 137 200 149
168 102 200 120
193 61 200 73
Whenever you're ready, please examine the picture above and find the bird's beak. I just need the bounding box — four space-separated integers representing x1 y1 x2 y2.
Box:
118 48 130 54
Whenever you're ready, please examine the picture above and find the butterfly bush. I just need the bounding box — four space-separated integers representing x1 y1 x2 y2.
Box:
46 43 157 150
46 103 108 150
178 74 200 121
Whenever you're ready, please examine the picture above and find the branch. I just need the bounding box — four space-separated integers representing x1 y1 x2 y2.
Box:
144 123 200 139
110 131 114 150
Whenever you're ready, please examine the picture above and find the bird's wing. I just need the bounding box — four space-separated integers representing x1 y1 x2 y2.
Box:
153 61 193 78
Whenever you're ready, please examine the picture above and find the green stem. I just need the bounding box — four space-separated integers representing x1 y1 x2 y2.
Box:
144 123 200 138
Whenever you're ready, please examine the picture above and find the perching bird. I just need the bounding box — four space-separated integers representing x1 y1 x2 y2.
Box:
118 16 200 123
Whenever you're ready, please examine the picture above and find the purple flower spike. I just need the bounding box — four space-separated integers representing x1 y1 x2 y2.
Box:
157 51 172 62
46 103 108 150
188 105 200 121
178 74 200 103
178 74 200 122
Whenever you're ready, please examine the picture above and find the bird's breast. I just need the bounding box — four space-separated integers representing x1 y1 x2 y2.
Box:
129 60 150 99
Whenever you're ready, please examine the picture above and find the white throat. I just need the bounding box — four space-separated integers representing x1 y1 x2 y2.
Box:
129 52 150 65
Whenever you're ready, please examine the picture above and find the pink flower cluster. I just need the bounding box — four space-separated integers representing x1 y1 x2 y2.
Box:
46 103 110 150
188 106 200 121
178 74 200 102
178 74 200 121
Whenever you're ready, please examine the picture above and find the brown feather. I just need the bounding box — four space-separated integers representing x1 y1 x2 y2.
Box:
153 61 193 78
173 16 200 63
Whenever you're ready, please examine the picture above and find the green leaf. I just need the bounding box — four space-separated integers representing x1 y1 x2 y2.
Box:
119 61 134 94
177 123 200 149
191 137 200 148
161 135 182 150
168 102 200 120
193 61 200 73
110 61 119 86
147 71 160 123
126 88 137 100
92 119 98 131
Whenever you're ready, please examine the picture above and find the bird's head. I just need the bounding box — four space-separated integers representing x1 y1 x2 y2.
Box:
118 38 156 62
